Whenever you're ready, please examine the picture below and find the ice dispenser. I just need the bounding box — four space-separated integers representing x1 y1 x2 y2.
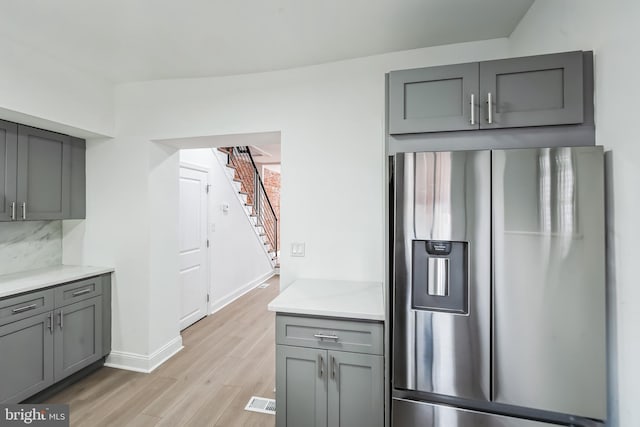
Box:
412 240 468 314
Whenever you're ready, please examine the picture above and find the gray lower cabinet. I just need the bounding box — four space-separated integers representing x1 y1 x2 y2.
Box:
0 122 85 221
388 50 585 134
0 273 110 403
276 314 384 427
54 297 102 380
276 345 327 427
327 350 384 427
0 312 54 403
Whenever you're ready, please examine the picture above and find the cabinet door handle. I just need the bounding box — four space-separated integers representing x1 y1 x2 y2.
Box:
48 313 54 333
10 202 15 220
58 311 63 329
487 92 493 124
318 354 324 378
331 355 336 380
314 333 339 342
470 93 475 125
11 303 36 314
21 202 26 220
72 288 92 297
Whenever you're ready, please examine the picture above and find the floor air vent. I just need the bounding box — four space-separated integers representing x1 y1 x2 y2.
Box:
244 396 276 415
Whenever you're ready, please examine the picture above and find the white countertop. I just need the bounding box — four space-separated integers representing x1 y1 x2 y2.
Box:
267 278 385 321
0 265 115 298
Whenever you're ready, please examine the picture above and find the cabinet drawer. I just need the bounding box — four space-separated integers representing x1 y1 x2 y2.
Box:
276 314 383 355
54 276 102 307
0 289 54 327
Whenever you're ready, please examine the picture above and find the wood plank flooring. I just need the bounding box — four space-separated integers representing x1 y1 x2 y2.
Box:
46 276 279 427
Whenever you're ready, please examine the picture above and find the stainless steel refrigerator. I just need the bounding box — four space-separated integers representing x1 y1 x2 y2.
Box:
391 147 606 426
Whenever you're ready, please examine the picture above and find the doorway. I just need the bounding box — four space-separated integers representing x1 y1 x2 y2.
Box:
178 164 209 330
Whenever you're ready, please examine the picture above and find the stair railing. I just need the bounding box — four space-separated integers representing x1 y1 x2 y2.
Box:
225 146 279 259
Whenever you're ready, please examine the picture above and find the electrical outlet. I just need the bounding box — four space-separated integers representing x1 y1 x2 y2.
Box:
291 242 305 257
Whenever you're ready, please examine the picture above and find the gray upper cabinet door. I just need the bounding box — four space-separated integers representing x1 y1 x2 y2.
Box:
16 125 71 220
479 51 583 129
389 62 480 134
0 120 17 222
0 312 54 403
327 351 383 427
68 136 86 219
276 345 327 427
54 296 102 381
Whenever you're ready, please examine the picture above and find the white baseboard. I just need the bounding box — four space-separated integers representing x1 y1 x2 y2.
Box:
105 335 183 373
209 270 275 315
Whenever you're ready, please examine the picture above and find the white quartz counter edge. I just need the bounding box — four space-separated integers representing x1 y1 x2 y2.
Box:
267 279 385 321
0 265 115 299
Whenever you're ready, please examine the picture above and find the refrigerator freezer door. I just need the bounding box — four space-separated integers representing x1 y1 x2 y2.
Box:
393 151 491 401
392 398 581 427
492 146 606 420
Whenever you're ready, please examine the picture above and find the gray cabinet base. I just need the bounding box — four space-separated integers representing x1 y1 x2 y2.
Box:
22 358 105 403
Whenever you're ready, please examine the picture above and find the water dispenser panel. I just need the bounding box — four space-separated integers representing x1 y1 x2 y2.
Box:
412 240 468 314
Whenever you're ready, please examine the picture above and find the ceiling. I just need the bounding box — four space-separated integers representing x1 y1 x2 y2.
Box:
249 144 281 165
0 0 533 83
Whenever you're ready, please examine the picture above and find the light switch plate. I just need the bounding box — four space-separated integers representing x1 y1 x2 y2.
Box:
291 242 305 257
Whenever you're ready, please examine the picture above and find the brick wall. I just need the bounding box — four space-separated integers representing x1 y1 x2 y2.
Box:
262 167 281 249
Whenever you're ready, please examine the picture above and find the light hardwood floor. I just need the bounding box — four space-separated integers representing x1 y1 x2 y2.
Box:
46 276 279 427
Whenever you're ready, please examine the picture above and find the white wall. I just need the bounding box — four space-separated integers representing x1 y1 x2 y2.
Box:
509 1 639 425
63 137 153 358
0 35 114 137
70 37 510 364
179 148 274 311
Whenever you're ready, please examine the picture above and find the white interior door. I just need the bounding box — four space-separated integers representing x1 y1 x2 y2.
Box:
179 166 209 330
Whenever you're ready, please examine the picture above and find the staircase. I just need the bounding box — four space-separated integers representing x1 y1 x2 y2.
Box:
214 147 279 269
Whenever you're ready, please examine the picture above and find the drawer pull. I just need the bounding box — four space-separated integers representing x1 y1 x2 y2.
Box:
72 288 92 297
314 333 339 342
318 354 324 378
11 303 37 314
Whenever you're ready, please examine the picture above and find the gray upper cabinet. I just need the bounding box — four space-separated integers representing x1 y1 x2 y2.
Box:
0 122 85 221
0 312 54 403
17 125 71 220
480 51 583 129
388 51 585 134
389 63 479 134
327 351 384 427
54 296 103 380
68 136 86 219
0 120 18 221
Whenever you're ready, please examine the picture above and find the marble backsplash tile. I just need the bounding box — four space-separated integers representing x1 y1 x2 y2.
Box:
0 221 62 275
